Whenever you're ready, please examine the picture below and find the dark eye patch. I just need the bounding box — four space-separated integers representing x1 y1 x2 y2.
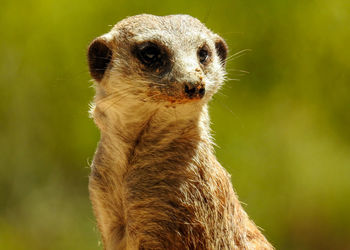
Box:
134 42 169 71
197 44 211 65
198 48 208 63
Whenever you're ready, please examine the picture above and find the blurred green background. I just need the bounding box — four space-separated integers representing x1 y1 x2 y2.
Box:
1 0 350 249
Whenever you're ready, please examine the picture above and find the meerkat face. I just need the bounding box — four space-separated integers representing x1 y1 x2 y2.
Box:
88 14 227 107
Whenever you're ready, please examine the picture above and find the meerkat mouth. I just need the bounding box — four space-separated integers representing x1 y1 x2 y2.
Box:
146 81 206 104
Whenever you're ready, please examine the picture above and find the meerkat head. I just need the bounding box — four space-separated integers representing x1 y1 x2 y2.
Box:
88 14 227 108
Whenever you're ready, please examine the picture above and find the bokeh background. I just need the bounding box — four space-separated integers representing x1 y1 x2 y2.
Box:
1 0 350 249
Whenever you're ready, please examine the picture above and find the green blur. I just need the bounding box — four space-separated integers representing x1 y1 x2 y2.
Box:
1 0 349 249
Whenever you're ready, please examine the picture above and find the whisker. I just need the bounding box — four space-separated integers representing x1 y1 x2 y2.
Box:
102 91 134 112
141 92 163 102
213 96 245 128
95 86 135 104
226 78 241 82
226 49 252 62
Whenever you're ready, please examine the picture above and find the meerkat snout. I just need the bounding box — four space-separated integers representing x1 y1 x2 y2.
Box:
183 81 205 99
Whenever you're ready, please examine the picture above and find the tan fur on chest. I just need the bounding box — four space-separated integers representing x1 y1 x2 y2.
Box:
87 14 273 250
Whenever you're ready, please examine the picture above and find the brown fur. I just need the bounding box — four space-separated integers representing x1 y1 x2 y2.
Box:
87 14 273 249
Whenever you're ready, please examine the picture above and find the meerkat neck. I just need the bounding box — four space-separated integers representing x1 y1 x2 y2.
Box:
92 101 213 174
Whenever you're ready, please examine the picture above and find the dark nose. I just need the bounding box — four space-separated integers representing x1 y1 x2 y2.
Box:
184 82 205 99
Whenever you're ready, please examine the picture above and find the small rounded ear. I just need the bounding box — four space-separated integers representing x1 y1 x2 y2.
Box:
214 36 228 66
87 37 113 82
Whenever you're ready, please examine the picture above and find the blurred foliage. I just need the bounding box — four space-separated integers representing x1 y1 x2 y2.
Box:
1 0 350 249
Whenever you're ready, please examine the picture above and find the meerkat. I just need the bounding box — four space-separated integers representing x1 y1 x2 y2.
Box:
87 14 273 250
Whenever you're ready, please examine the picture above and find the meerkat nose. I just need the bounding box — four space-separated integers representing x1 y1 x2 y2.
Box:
198 87 205 98
184 84 196 97
184 82 205 99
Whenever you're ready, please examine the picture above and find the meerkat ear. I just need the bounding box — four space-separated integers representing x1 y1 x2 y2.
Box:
87 36 113 82
214 36 228 66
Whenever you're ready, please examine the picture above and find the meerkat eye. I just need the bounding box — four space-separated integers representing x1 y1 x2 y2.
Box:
198 46 209 64
136 42 164 68
140 45 160 63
